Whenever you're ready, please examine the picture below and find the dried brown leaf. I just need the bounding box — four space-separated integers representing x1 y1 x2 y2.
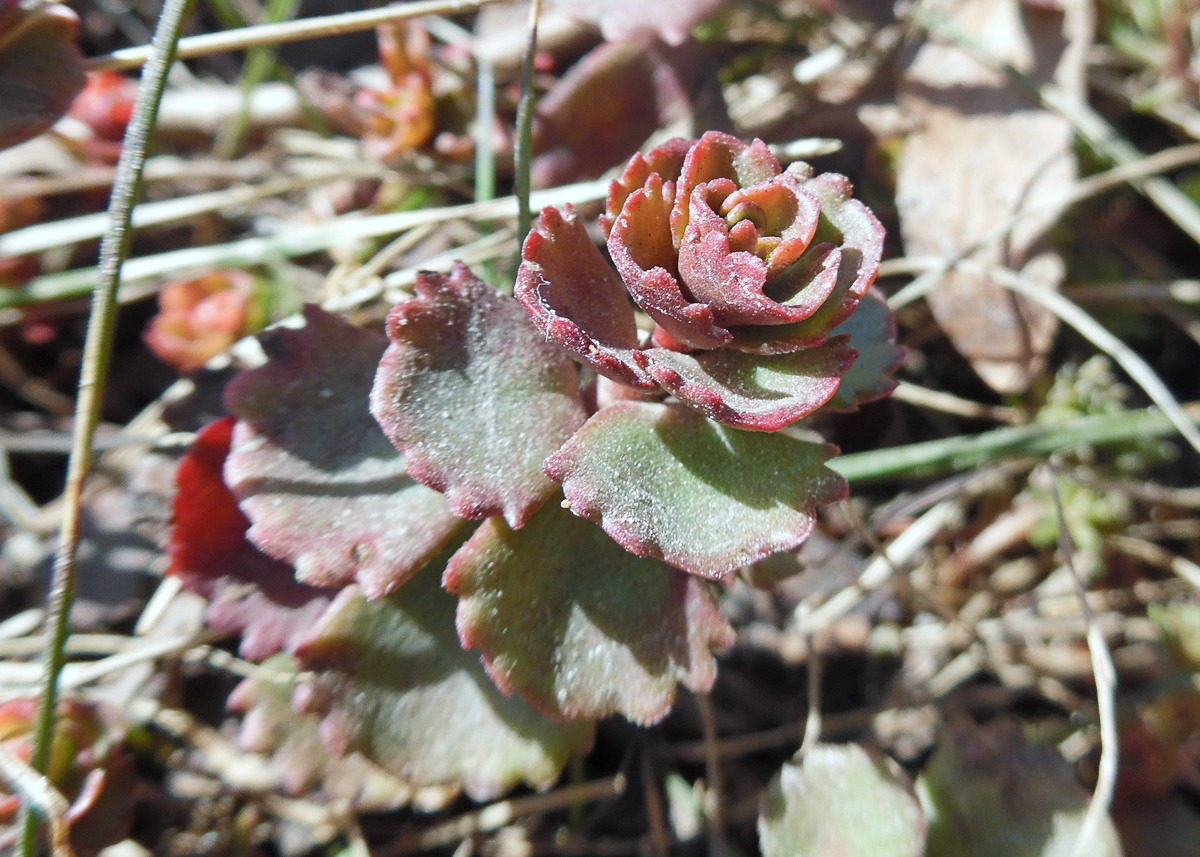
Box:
895 0 1093 392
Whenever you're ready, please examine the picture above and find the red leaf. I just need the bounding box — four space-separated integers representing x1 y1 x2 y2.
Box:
169 418 333 661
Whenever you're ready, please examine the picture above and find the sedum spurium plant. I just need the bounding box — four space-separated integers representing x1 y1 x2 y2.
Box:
170 131 901 802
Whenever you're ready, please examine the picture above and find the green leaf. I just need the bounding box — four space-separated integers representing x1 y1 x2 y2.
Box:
372 263 588 528
825 287 903 411
545 402 846 578
225 306 462 598
445 500 733 725
759 744 926 857
292 561 593 802
917 719 1124 857
640 340 855 431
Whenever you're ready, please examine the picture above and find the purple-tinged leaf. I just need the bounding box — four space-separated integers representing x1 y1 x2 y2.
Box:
517 206 657 390
532 40 699 189
229 654 416 811
677 179 827 328
372 263 587 528
825 289 904 411
292 566 594 802
724 246 843 355
638 339 856 431
602 137 692 236
781 169 886 334
552 0 726 46
607 175 732 350
545 402 846 578
168 418 334 661
225 306 461 598
671 132 780 245
759 744 926 857
445 500 733 725
0 3 85 151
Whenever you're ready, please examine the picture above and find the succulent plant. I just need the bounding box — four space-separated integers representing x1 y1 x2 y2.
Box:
517 131 894 431
0 698 131 857
170 132 901 805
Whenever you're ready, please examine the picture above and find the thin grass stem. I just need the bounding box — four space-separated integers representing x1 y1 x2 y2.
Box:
87 0 508 71
513 0 542 243
16 0 193 852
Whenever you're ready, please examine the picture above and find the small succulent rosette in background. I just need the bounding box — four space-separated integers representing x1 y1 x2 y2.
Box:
0 697 132 857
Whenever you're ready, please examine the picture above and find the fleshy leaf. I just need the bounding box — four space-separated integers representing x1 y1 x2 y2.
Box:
677 180 825 328
639 338 856 431
545 402 846 578
517 206 657 390
671 132 780 245
0 3 86 150
824 288 904 411
292 564 593 802
608 175 732 350
758 744 926 857
225 306 460 597
779 169 885 336
603 137 692 235
724 246 843 355
229 654 416 811
444 500 733 724
168 418 334 661
532 40 699 189
372 262 588 528
917 719 1123 857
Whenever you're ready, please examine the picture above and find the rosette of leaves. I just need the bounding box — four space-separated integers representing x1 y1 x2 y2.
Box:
170 132 899 805
517 130 894 430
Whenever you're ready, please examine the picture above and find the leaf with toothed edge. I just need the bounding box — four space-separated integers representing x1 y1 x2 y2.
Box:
445 500 734 725
168 418 334 661
781 169 886 335
291 559 593 802
607 173 734 351
639 337 856 431
224 306 461 598
545 402 847 578
759 744 926 857
602 137 692 235
517 206 657 390
372 262 588 529
825 289 904 411
229 653 415 811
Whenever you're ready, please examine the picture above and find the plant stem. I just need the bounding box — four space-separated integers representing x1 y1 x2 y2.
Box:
16 0 192 852
513 0 541 243
832 403 1200 484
